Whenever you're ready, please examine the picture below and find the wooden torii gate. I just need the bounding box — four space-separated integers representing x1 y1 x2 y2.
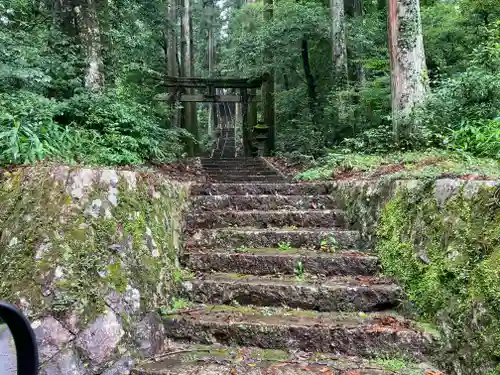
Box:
157 74 273 157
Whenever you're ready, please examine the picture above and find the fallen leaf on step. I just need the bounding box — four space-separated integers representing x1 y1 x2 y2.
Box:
231 369 237 374
425 370 445 375
272 363 288 368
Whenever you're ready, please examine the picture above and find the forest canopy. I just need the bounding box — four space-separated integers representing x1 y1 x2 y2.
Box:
0 0 499 165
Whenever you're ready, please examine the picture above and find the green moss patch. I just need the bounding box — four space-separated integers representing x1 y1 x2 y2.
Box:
376 182 500 374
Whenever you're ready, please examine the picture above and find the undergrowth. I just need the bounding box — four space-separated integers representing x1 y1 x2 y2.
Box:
295 149 500 181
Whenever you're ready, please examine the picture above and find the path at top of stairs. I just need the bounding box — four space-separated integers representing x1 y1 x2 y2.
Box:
133 157 440 375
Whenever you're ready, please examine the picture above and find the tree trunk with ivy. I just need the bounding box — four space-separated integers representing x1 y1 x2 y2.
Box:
75 0 105 92
388 0 429 141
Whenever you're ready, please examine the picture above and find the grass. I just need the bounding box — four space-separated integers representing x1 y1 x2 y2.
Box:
295 149 500 181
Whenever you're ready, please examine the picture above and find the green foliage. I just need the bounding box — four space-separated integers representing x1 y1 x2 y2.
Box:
0 0 194 166
295 261 304 279
320 234 338 252
61 92 191 165
0 90 191 165
416 68 500 142
159 297 193 315
377 185 500 373
278 242 292 251
0 92 66 163
448 118 500 159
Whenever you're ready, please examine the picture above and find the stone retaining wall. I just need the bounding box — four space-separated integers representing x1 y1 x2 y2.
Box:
0 167 191 374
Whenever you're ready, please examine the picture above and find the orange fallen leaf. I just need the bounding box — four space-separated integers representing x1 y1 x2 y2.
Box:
231 369 237 374
425 371 445 375
320 367 329 372
346 371 361 375
272 363 288 368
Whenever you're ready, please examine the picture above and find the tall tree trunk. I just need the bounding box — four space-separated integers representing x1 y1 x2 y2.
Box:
166 0 180 127
263 0 275 155
352 0 365 84
301 39 319 128
207 0 217 133
53 0 78 37
388 0 429 141
74 0 105 92
331 0 348 86
181 0 198 155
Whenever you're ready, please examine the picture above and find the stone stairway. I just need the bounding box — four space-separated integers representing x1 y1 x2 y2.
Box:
202 156 285 183
212 128 236 158
133 166 437 374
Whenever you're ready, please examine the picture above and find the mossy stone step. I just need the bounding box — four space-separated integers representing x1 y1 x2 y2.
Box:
202 162 267 168
132 344 438 375
208 175 285 182
186 209 347 229
162 305 435 361
191 195 340 211
189 228 361 250
204 169 278 176
190 182 336 196
206 173 282 179
201 157 258 161
182 249 379 276
201 160 266 165
182 273 400 312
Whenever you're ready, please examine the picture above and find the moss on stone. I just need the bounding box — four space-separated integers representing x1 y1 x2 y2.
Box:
376 183 500 374
0 167 190 327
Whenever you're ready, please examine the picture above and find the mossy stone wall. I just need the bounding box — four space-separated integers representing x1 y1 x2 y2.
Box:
331 178 500 375
0 166 191 374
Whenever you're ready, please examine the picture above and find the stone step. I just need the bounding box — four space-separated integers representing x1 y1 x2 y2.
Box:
190 182 336 196
203 167 274 173
205 171 279 178
132 344 439 375
202 157 258 161
203 164 268 170
191 195 339 211
186 209 346 229
201 160 265 166
182 274 400 312
182 249 379 276
188 228 361 250
162 305 434 361
208 175 285 182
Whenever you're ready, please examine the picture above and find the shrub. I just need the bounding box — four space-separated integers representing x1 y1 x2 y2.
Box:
61 91 191 165
448 118 500 159
0 91 69 163
0 90 191 166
